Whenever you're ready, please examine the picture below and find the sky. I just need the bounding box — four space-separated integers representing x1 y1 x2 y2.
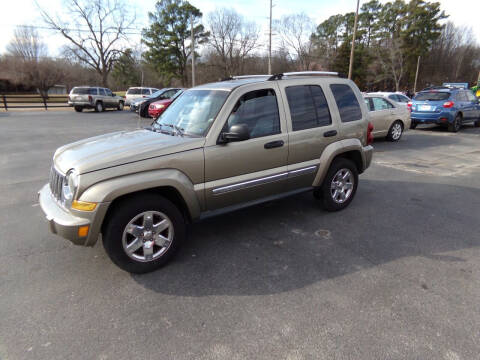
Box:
0 0 478 56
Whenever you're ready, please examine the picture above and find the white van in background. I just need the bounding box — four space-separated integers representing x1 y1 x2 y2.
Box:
125 87 159 106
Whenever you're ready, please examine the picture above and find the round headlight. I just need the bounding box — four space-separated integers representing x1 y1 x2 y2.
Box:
62 169 78 206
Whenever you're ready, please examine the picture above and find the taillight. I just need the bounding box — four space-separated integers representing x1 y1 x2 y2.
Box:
88 95 92 103
407 101 412 112
443 101 454 108
367 122 374 145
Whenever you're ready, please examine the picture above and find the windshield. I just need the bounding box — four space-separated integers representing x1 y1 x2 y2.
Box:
414 92 450 101
153 89 229 137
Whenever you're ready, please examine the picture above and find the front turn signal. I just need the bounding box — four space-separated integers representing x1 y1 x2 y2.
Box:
72 200 97 211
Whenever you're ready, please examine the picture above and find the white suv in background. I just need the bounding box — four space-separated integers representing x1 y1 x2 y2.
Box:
125 87 159 106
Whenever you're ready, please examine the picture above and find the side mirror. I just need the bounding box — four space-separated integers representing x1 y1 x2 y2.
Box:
219 124 250 143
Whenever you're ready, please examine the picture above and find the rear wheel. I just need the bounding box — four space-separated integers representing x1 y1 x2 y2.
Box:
448 114 461 132
103 194 186 274
410 122 417 129
474 118 480 127
74 106 83 112
315 158 358 212
387 121 403 141
95 101 104 113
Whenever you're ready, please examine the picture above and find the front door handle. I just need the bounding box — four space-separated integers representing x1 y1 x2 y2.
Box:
264 140 284 149
323 130 337 137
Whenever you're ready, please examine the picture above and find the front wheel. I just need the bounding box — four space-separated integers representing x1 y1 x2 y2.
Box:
316 158 358 212
117 101 124 111
387 121 403 141
410 122 417 129
102 194 186 274
74 106 83 112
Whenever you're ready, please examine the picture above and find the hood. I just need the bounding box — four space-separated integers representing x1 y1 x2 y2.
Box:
53 129 205 174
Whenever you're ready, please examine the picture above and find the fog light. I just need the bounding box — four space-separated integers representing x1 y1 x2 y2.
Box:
78 225 89 238
72 200 97 211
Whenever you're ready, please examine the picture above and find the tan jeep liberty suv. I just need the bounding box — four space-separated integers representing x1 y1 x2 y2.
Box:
39 72 374 273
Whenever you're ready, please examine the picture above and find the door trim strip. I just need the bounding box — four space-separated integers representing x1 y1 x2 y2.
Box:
212 165 318 195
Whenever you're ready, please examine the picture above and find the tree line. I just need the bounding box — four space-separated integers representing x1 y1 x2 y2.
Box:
0 0 479 96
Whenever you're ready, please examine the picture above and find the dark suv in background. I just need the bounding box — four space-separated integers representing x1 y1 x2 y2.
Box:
410 88 480 132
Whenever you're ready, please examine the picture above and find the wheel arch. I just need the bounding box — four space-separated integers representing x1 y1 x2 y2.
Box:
312 139 367 187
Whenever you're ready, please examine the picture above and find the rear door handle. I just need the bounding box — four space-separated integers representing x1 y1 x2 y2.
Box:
323 130 337 137
264 140 284 149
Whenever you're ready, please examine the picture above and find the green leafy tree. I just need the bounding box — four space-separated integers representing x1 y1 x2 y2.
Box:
142 0 209 86
111 49 140 88
400 0 447 84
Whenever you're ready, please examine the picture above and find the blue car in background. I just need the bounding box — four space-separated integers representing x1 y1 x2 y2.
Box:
410 88 480 132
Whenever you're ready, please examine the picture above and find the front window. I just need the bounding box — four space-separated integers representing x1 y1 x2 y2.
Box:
153 89 229 137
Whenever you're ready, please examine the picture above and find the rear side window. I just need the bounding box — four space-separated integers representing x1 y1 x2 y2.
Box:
330 84 362 122
226 89 280 138
285 85 331 131
99 88 106 96
414 92 450 101
141 88 150 95
397 94 410 103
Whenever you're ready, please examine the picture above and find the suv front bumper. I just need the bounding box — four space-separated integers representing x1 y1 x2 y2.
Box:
38 184 109 247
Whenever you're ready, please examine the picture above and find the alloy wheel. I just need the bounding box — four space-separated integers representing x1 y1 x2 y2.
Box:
122 211 174 262
330 168 354 204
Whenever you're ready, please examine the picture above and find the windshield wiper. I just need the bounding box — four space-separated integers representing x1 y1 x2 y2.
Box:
147 125 174 135
162 124 185 137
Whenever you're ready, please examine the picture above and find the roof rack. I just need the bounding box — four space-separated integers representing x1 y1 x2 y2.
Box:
221 75 271 81
268 71 340 81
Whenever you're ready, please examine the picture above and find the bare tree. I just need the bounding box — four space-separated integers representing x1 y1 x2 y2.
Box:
371 37 405 92
5 27 66 98
37 0 135 87
207 8 259 76
274 13 315 70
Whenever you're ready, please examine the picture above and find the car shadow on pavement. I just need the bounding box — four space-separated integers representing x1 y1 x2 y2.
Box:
131 179 480 296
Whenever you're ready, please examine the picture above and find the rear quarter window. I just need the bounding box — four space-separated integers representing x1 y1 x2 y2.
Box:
330 84 362 122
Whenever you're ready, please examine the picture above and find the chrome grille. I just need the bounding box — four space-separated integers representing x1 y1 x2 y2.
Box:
49 166 65 201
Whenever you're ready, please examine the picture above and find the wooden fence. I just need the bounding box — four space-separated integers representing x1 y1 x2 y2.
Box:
0 94 69 110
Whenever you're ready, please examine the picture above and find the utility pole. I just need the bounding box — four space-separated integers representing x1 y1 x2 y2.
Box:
413 55 421 94
268 0 272 75
348 0 360 80
191 14 195 87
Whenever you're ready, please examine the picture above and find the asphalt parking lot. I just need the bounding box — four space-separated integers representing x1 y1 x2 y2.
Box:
1 110 480 360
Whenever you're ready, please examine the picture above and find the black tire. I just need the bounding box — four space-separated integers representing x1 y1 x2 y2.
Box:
387 120 403 141
448 114 461 132
140 104 149 118
474 119 480 128
117 101 124 111
316 157 359 212
94 101 104 113
74 106 83 112
410 122 417 129
102 193 186 274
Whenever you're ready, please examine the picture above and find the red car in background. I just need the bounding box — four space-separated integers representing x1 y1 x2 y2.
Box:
148 89 184 118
